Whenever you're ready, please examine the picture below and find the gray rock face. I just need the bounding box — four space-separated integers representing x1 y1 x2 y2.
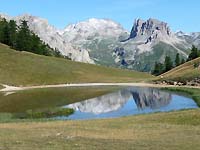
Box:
0 14 94 63
130 18 170 39
63 18 128 43
127 18 183 52
176 31 200 47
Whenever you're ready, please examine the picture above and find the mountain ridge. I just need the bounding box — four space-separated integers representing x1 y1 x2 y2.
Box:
1 13 200 72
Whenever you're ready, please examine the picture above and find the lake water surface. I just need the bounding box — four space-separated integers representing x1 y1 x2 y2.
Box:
57 87 198 120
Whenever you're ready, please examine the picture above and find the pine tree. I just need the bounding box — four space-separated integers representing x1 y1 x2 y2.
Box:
16 20 31 51
0 19 9 45
30 33 41 54
164 56 173 72
0 18 6 42
2 24 9 45
40 43 51 56
8 20 17 47
181 58 185 64
175 53 180 67
188 45 199 61
152 62 164 76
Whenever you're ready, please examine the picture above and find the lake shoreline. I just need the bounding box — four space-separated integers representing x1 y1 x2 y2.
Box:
1 82 200 92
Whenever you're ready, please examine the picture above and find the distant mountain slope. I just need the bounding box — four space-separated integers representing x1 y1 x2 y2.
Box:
62 18 129 67
0 43 153 86
160 57 200 82
62 18 200 71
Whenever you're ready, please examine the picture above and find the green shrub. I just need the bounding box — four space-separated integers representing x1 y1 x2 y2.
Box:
194 62 200 68
15 108 74 119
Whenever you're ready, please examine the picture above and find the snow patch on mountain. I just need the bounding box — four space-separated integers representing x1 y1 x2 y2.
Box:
62 18 129 43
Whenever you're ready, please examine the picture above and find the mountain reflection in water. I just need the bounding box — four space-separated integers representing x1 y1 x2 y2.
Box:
130 87 171 110
59 87 198 120
65 87 171 114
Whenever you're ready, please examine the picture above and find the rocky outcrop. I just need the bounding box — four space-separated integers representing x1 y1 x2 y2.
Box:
128 18 183 48
130 18 171 39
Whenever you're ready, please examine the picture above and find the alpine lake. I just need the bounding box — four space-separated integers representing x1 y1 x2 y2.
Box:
0 86 198 121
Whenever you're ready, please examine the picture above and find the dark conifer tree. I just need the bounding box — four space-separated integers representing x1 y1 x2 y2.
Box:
164 56 173 72
8 20 17 47
175 53 180 67
188 45 199 61
0 19 9 45
152 62 164 76
16 20 31 51
181 58 185 64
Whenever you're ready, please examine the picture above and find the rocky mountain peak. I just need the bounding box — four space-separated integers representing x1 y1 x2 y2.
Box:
64 18 125 32
62 18 128 42
130 18 171 41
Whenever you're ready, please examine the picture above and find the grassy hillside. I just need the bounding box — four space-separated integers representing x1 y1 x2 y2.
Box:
159 57 200 82
0 44 153 86
0 109 200 150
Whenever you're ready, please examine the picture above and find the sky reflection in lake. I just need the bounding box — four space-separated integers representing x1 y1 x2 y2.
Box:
58 87 198 120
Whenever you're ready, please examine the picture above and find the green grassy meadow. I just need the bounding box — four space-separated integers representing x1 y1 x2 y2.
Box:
0 44 153 86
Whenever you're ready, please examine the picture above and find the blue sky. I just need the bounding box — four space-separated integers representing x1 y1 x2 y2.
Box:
0 0 200 32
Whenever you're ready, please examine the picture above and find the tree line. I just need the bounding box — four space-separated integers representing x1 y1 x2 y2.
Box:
152 45 200 76
0 18 62 57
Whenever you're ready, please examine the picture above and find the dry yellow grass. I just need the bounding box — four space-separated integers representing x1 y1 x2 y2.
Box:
160 57 200 81
0 109 200 150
